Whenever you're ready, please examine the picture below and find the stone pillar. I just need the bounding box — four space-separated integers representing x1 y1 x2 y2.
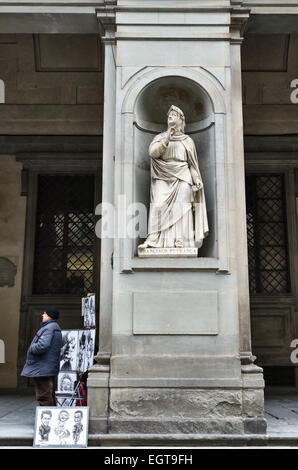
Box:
88 3 116 434
89 0 266 440
230 7 266 434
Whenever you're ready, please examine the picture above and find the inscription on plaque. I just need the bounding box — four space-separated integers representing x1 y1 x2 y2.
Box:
138 247 198 258
0 257 17 287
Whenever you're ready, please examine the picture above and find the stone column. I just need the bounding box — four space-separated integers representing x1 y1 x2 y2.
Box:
230 7 266 434
87 3 116 434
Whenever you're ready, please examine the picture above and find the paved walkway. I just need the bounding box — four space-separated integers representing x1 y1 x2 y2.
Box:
0 394 36 442
0 388 298 446
264 389 298 438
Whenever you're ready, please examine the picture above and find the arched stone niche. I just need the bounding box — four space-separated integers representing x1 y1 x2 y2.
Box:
133 75 217 258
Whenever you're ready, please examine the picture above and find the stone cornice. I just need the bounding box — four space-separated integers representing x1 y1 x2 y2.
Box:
96 2 116 43
230 6 251 43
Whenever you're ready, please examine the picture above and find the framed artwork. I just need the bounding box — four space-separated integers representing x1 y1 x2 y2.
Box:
77 329 96 372
56 373 78 406
33 407 89 448
82 294 96 328
57 372 77 392
60 330 79 372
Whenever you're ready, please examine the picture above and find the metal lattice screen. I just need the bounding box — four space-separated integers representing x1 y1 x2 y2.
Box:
33 175 95 295
246 174 290 294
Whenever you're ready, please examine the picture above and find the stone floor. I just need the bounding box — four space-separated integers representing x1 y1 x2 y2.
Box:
0 387 297 446
264 388 298 439
0 394 36 445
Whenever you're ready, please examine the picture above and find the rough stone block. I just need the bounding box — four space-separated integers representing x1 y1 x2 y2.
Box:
243 418 267 435
110 388 242 419
242 389 264 417
108 417 244 435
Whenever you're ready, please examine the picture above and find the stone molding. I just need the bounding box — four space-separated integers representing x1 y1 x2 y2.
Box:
96 2 116 45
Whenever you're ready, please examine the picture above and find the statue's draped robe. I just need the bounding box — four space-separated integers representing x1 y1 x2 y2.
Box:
144 132 209 248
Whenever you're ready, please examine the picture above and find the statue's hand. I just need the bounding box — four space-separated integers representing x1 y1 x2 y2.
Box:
166 127 175 140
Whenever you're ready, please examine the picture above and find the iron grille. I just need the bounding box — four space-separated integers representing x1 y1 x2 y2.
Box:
246 174 290 294
33 175 95 295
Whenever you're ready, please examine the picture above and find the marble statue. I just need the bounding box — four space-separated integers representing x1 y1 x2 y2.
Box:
138 105 209 257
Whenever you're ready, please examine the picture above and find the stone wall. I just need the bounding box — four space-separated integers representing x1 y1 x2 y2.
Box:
0 33 103 134
0 155 26 388
242 33 298 134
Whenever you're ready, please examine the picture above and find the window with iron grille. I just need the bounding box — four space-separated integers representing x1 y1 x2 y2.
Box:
246 174 291 294
33 175 95 295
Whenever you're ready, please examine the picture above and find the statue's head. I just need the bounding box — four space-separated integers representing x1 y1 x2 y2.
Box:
167 105 185 133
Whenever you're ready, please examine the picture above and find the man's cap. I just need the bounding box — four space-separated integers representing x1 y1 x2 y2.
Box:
45 307 59 320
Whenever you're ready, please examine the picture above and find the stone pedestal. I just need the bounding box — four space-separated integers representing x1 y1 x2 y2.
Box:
91 0 267 441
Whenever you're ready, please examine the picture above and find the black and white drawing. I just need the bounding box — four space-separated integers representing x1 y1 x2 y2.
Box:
77 330 87 372
34 407 89 448
73 410 84 444
60 330 79 372
82 295 96 328
57 372 77 392
38 409 52 443
77 329 95 372
60 329 95 374
54 409 71 445
85 329 96 371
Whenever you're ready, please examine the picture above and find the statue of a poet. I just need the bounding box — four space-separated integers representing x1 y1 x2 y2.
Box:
138 105 209 253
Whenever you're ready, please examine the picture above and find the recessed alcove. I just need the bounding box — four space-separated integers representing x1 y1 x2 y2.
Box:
133 75 217 259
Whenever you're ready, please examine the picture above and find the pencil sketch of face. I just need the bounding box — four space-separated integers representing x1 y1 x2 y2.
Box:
83 295 96 327
61 375 72 391
54 410 71 444
87 338 93 359
41 411 52 427
74 411 83 423
60 330 79 371
85 329 95 369
72 410 84 444
57 371 77 393
78 331 87 371
59 411 69 423
39 410 52 442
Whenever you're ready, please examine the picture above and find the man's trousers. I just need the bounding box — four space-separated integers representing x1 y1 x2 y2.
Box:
33 376 56 406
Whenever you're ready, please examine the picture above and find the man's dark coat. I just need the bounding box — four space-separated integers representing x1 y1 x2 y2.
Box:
21 320 62 377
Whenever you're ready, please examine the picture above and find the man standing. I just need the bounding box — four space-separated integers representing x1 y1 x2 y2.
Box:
21 307 62 406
